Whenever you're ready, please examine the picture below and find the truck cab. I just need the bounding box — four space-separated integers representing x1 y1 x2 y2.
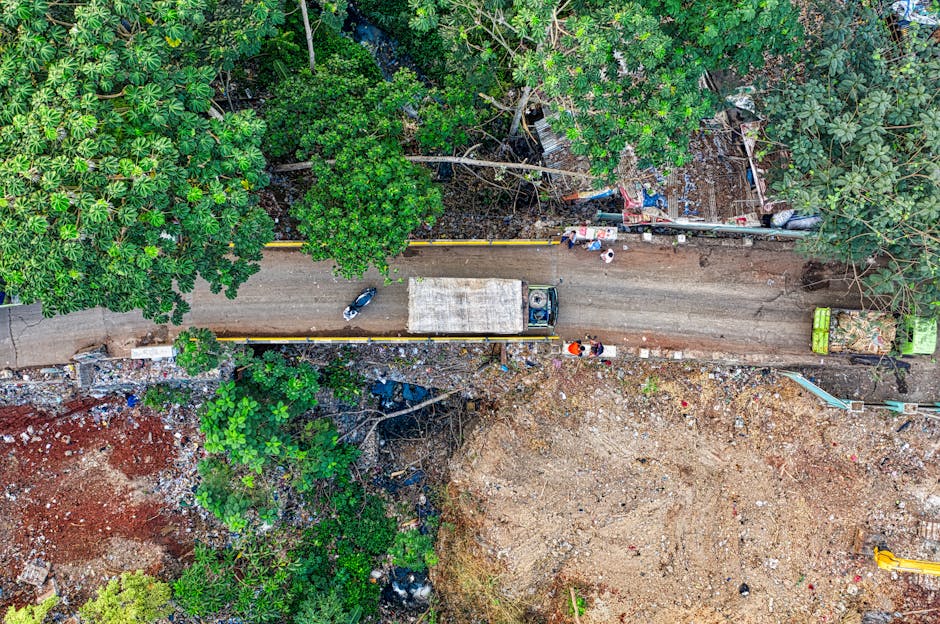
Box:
525 284 557 329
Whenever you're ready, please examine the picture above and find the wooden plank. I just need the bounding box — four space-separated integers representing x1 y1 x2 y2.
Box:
707 182 718 222
666 172 678 219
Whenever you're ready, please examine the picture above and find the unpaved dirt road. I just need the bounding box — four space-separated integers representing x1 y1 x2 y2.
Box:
0 239 869 370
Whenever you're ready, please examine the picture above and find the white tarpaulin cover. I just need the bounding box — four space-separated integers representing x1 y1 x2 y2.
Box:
408 278 524 334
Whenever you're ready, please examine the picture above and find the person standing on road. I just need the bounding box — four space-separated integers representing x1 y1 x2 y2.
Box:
602 249 615 263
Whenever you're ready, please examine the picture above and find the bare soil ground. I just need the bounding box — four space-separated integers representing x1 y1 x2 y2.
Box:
437 359 940 623
0 399 207 610
2 345 937 622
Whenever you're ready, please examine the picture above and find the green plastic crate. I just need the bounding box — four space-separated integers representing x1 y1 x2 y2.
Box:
812 307 831 355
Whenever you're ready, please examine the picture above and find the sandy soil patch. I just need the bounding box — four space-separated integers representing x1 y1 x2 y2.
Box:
440 360 940 623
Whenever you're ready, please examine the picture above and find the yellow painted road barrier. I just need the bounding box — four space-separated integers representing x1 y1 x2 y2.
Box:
216 335 559 345
406 239 559 246
229 239 560 249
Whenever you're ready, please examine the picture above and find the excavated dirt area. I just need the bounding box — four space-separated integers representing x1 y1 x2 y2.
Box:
0 399 207 609
440 360 940 623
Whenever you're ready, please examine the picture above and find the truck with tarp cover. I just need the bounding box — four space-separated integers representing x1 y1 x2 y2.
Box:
811 307 937 356
407 277 557 335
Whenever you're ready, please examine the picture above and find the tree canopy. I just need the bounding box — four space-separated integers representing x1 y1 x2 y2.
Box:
409 0 802 179
0 0 279 323
765 6 940 313
266 58 443 278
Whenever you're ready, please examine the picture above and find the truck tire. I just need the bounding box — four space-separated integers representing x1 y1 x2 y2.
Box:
528 290 548 309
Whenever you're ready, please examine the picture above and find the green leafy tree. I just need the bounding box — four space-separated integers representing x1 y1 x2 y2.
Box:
266 61 442 277
0 0 275 324
195 0 285 71
174 327 227 375
196 350 358 528
79 571 171 624
410 0 715 178
410 0 802 177
200 350 320 473
764 6 940 312
513 3 713 176
3 597 58 624
644 0 803 73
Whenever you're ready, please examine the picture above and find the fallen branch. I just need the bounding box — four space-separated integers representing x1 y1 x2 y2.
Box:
477 92 513 113
272 155 599 180
340 387 465 445
569 588 582 624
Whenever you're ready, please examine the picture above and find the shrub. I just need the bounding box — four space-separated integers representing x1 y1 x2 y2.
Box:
141 385 191 411
3 597 58 624
172 544 239 617
390 528 439 572
175 535 299 624
320 352 365 405
174 328 226 375
194 457 276 532
79 571 171 624
293 590 359 624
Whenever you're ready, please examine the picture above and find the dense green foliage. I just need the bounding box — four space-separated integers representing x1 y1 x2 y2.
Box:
647 0 803 73
195 349 359 529
195 455 277 531
174 327 227 375
320 350 366 405
177 345 422 621
390 527 439 572
3 597 58 624
195 0 285 71
0 0 278 323
141 384 192 410
408 0 801 177
78 571 172 624
356 0 450 81
764 6 940 313
266 60 442 277
511 3 713 175
178 476 396 622
173 539 300 623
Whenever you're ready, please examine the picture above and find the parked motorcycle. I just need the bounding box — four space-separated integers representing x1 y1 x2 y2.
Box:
343 287 377 321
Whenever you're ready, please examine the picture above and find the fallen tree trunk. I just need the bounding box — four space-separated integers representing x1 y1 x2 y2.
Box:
272 155 599 180
338 387 465 445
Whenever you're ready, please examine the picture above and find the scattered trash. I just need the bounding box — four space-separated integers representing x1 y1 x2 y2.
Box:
16 560 51 587
770 209 821 231
739 582 750 597
383 567 432 609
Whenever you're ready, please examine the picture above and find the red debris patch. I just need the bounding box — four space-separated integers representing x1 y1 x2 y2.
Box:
0 400 196 607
